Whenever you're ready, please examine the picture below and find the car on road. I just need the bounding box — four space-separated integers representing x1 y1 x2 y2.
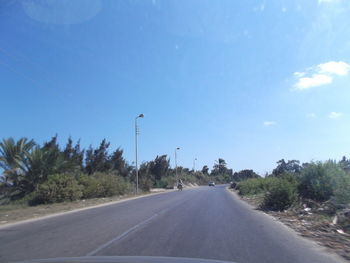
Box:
208 182 215 187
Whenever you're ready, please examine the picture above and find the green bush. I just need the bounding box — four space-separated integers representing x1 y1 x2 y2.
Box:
332 171 350 205
78 173 130 198
139 175 153 192
97 173 129 196
237 174 298 211
78 174 103 198
32 174 83 204
261 178 298 211
237 178 268 195
298 162 338 202
154 177 176 188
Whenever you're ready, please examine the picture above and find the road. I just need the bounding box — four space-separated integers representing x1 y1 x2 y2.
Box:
0 185 344 263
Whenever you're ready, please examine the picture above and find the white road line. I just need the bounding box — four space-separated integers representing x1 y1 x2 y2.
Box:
85 191 195 257
86 213 158 256
86 205 175 256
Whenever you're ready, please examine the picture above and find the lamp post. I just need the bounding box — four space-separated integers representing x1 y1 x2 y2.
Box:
135 113 144 194
175 147 180 183
193 158 197 171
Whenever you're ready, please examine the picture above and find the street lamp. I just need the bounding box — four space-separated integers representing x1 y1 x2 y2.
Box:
175 147 180 183
135 113 144 194
193 158 197 171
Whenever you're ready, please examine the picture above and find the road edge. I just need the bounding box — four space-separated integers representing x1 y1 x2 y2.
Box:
225 186 348 263
0 190 176 229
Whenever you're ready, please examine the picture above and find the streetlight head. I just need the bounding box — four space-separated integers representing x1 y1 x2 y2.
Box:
176 147 180 150
138 114 144 118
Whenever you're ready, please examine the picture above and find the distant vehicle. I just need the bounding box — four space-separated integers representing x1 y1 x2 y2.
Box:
208 182 215 187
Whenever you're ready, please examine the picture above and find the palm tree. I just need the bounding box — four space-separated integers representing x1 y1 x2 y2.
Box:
0 137 71 196
0 138 35 187
24 146 68 192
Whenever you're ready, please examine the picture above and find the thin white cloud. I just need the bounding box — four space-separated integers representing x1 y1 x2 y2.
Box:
318 61 350 76
293 61 349 90
294 72 305 78
328 112 343 119
307 113 317 118
295 74 332 90
263 121 277 126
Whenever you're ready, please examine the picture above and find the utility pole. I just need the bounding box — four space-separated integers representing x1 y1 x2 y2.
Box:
135 114 144 194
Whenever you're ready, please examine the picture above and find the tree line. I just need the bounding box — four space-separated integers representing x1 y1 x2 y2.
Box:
0 136 236 205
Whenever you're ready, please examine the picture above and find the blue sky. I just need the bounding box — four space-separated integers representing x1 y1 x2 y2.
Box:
1 0 350 174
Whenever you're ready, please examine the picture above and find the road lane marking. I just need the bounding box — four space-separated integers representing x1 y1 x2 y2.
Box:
86 206 174 256
85 191 197 256
86 214 158 256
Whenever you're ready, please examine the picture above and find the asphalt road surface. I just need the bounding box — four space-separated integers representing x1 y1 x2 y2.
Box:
0 185 344 263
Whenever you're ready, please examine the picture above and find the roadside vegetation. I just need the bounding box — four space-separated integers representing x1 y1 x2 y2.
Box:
232 159 350 260
234 159 350 211
0 136 233 206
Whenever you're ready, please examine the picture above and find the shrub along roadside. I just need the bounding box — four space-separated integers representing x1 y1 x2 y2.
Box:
29 173 131 205
31 174 83 205
237 175 298 211
261 177 298 211
299 161 350 204
236 178 267 195
236 161 350 211
298 162 335 202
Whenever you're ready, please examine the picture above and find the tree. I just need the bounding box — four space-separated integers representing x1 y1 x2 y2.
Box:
211 158 228 176
138 162 153 191
73 140 84 170
0 136 77 197
24 146 68 192
0 137 35 188
63 138 84 171
210 158 233 183
149 155 170 181
339 156 350 172
43 135 59 150
233 169 260 181
85 146 94 175
93 139 111 173
109 148 131 177
272 159 302 176
201 165 209 175
85 139 111 174
63 137 74 161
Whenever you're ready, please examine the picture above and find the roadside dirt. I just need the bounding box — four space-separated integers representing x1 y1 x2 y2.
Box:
233 190 350 261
